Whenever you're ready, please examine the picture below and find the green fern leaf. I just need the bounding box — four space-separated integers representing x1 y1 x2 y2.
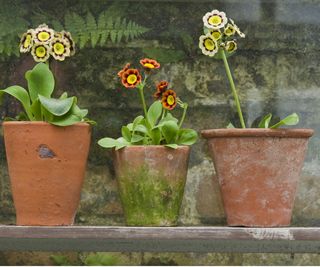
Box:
86 12 99 48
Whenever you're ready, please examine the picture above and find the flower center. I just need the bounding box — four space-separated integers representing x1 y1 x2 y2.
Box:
53 42 65 55
211 31 221 40
227 42 236 52
225 26 235 35
23 34 32 48
35 46 46 58
208 15 222 26
167 95 175 105
38 31 50 42
204 38 216 51
144 63 155 69
127 74 137 84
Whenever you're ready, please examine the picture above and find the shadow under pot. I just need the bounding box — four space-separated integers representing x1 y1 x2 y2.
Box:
113 145 190 226
201 128 314 227
3 121 91 226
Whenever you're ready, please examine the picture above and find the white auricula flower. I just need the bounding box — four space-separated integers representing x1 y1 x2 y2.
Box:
199 33 219 57
203 9 228 30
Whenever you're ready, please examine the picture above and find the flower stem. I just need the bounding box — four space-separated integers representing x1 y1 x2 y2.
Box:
138 86 148 119
179 103 188 128
221 49 246 128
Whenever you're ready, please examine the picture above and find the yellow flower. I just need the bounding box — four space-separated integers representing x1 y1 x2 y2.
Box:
50 38 71 61
199 33 218 57
210 29 222 41
224 24 236 36
203 10 228 30
229 18 245 38
225 40 237 53
61 31 76 56
31 43 50 62
34 24 54 44
19 29 34 53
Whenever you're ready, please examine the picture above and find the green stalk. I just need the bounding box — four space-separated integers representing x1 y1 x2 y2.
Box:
221 50 246 128
179 103 188 128
138 86 148 119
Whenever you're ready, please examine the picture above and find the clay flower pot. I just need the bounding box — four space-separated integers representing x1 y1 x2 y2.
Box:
3 121 91 226
113 146 190 226
201 128 314 227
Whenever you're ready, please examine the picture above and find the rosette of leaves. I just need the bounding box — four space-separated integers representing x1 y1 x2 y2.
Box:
98 101 197 150
0 63 90 126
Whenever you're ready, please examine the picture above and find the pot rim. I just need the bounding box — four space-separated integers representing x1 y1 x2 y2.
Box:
201 128 314 138
2 121 90 127
113 145 190 150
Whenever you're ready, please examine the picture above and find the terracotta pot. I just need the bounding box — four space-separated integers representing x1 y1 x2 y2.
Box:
3 121 91 226
201 128 314 227
113 146 190 226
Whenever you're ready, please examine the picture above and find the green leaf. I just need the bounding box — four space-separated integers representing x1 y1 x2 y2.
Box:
165 144 178 149
270 113 299 129
258 113 272 128
147 101 162 127
162 121 179 144
115 137 130 150
158 112 179 125
132 115 144 130
135 124 148 134
39 95 74 116
50 113 82 127
31 98 42 121
151 127 161 145
176 129 198 145
98 137 118 148
0 85 33 120
25 63 55 102
131 134 144 143
121 126 131 142
59 92 68 99
227 122 235 128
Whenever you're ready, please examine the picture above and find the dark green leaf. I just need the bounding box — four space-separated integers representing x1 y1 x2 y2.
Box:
151 127 161 145
131 134 144 143
98 137 118 148
25 63 55 102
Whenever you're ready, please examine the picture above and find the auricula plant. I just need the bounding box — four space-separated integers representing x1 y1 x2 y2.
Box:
0 24 92 126
98 58 198 150
199 9 299 129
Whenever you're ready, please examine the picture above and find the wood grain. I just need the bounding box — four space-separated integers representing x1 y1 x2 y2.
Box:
1 226 320 253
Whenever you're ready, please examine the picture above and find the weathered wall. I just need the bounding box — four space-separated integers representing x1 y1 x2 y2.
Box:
1 0 320 265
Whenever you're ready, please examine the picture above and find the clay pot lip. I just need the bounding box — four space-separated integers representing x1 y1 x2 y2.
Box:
201 128 314 139
113 145 190 150
2 121 90 127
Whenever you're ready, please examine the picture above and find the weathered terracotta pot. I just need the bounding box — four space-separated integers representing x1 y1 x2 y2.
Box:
201 128 314 227
113 146 190 226
3 121 91 226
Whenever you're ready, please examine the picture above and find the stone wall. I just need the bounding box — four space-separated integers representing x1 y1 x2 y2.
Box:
1 0 320 265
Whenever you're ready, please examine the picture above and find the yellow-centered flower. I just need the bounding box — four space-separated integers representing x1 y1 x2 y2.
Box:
224 24 236 36
225 40 237 53
61 31 76 56
31 43 50 62
199 33 219 57
203 10 228 29
229 18 245 38
34 24 54 44
50 38 71 61
19 29 34 53
210 29 222 41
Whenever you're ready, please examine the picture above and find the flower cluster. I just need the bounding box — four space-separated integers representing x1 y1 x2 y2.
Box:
117 58 179 110
199 10 245 57
19 24 75 62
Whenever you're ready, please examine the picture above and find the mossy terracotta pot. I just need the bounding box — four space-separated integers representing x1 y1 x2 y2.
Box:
113 145 190 226
3 121 91 226
201 128 314 227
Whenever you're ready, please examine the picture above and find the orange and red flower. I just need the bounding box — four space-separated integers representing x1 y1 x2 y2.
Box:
118 63 131 78
162 89 177 110
140 58 160 70
153 81 169 99
121 68 142 88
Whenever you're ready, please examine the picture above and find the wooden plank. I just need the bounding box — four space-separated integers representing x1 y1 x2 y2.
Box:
1 226 320 253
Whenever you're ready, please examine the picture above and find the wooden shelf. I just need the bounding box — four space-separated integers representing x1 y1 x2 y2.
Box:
1 226 320 253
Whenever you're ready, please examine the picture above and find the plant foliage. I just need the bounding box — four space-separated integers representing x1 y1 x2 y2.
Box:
0 63 91 126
